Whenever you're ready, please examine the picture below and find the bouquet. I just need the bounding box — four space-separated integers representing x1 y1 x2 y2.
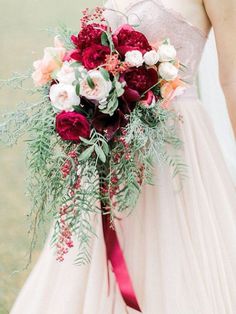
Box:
0 6 187 311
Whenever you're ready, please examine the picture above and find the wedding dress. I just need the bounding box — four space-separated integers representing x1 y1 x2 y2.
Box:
198 30 236 185
11 0 236 313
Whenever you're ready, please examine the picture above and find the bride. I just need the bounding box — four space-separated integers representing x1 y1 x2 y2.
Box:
11 0 236 313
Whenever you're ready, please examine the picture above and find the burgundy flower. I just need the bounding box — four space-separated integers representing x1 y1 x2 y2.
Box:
92 107 129 141
71 23 108 62
139 90 156 107
121 66 158 103
112 24 152 57
56 111 90 142
81 44 110 70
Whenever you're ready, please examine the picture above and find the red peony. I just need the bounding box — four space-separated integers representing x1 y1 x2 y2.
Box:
71 23 108 62
81 44 110 70
56 111 90 142
112 24 152 57
121 66 158 103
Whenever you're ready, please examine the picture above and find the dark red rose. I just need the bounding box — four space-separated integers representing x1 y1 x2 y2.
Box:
121 66 158 103
71 23 108 62
112 24 152 57
92 107 129 141
56 111 90 142
81 44 110 70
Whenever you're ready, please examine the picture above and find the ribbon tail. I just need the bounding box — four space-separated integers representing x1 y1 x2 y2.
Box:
102 210 142 312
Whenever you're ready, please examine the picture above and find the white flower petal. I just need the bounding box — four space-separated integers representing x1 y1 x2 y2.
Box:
158 44 177 62
49 83 80 111
158 62 178 81
125 50 144 67
144 50 159 66
80 70 112 102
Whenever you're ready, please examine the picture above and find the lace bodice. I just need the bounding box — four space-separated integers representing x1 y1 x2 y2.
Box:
103 0 209 86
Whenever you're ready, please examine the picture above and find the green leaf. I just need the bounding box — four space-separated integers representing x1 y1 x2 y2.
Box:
76 83 80 96
94 144 106 163
99 68 110 81
108 97 119 112
101 32 109 47
101 140 109 156
78 145 94 161
75 69 82 80
87 75 95 89
100 96 118 116
79 136 94 145
70 62 82 68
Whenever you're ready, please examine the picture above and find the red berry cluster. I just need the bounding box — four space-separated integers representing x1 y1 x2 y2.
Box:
100 174 119 209
61 151 78 178
118 136 132 161
73 177 81 190
81 6 105 28
113 152 121 163
61 160 71 178
112 129 131 163
104 53 129 76
68 151 77 159
56 207 74 262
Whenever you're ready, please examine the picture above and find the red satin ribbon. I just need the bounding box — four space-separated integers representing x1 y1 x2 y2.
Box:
102 209 142 312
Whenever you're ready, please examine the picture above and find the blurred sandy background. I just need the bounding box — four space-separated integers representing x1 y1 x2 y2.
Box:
0 0 103 312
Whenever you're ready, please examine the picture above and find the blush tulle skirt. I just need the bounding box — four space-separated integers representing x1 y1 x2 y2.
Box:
11 93 236 314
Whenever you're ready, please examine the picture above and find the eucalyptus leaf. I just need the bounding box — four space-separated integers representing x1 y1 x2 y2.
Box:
101 32 109 47
78 145 94 162
98 103 107 110
94 144 106 163
70 62 82 68
116 87 124 97
75 69 82 80
76 83 80 96
99 68 110 81
101 140 109 156
115 81 125 97
87 75 95 89
79 136 94 145
107 97 119 115
99 94 119 115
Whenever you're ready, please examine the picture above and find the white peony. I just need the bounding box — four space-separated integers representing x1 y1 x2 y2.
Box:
158 44 177 62
56 61 76 84
143 50 159 66
158 62 178 81
125 50 144 67
56 61 86 84
49 83 80 111
80 70 112 102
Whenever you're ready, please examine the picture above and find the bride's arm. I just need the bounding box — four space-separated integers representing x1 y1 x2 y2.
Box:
204 0 236 138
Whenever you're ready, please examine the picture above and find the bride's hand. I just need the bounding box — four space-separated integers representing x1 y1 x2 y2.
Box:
204 0 236 139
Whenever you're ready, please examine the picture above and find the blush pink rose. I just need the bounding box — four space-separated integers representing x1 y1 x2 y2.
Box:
32 46 66 87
